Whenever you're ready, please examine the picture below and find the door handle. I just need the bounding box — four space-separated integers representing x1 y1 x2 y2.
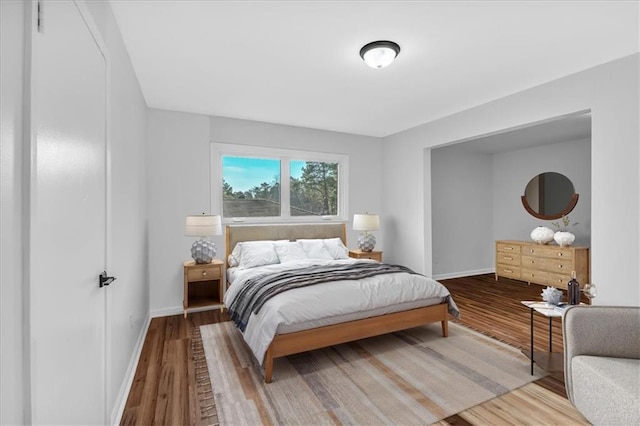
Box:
99 271 116 288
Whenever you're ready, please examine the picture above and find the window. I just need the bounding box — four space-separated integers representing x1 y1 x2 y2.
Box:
290 160 338 216
212 143 348 222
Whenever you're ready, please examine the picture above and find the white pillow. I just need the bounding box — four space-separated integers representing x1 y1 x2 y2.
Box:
324 237 349 259
299 239 334 260
274 241 308 263
228 242 243 267
237 241 280 269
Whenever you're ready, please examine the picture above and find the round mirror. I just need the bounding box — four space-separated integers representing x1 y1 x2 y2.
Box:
521 172 578 220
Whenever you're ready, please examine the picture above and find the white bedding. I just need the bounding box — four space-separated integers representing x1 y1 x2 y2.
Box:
224 258 458 365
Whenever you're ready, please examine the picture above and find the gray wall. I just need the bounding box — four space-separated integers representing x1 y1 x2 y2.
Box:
431 136 590 279
147 111 383 315
382 54 639 306
493 138 591 246
431 144 493 277
1 1 27 423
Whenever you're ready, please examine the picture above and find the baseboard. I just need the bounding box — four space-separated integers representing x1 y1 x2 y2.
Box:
150 303 223 319
432 268 494 281
110 313 151 425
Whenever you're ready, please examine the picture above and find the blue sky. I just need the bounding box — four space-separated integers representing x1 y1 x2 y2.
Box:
223 156 305 192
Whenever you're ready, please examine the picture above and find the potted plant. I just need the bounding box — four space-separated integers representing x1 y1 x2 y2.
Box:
551 215 578 247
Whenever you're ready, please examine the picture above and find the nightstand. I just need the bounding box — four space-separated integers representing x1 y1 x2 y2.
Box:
349 249 383 262
183 259 223 318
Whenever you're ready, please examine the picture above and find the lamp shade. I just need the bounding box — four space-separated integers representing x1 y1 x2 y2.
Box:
185 214 222 237
353 213 380 231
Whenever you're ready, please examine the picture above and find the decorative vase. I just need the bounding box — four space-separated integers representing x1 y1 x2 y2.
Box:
554 231 575 247
191 239 217 264
530 226 555 244
357 232 376 252
541 286 563 305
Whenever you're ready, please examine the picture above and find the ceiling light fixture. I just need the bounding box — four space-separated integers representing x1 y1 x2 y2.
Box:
359 40 401 69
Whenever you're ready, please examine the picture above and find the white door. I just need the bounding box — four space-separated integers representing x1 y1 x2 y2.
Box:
31 1 109 424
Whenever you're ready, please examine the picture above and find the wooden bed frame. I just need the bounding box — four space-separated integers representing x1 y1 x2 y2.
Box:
225 223 449 383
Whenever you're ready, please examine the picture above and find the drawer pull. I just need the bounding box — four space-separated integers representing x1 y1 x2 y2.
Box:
558 265 563 269
557 253 564 257
504 269 513 273
504 247 513 251
530 249 535 253
504 256 513 261
202 271 207 277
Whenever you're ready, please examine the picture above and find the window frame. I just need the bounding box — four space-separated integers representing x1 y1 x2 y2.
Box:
211 142 349 223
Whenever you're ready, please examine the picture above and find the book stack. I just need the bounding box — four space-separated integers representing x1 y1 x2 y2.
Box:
553 303 569 313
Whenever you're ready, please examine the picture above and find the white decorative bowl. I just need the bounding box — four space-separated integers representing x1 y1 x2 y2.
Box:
530 226 555 244
554 231 575 247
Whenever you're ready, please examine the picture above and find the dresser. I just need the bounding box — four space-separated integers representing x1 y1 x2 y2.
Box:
495 240 589 289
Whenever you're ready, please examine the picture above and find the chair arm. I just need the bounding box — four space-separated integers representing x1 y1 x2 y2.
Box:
563 306 640 403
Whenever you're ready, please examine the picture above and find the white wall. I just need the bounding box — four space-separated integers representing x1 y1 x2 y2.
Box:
85 3 150 421
147 111 383 314
0 1 149 422
383 54 639 306
1 1 26 423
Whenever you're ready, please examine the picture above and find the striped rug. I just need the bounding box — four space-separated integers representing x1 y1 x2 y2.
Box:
200 321 545 425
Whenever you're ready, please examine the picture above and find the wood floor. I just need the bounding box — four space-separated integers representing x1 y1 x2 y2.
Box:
121 274 589 425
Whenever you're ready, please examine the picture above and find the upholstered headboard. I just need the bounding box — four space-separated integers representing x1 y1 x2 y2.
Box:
225 223 347 266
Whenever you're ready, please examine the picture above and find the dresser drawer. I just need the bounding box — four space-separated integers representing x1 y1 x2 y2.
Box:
521 268 549 286
496 242 521 254
523 245 573 260
522 256 573 273
496 264 521 279
187 265 221 282
547 272 571 289
496 252 520 266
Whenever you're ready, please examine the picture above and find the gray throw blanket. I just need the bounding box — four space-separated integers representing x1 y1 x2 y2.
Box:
228 262 418 332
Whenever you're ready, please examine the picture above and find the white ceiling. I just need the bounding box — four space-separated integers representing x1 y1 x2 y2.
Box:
109 0 639 138
458 112 592 154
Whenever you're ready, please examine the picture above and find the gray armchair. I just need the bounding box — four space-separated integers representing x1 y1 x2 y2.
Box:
563 306 640 425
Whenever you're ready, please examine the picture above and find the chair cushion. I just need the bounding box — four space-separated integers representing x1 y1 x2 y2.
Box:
572 355 640 425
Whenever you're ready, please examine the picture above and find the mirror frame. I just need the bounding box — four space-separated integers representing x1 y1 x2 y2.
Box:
521 193 579 220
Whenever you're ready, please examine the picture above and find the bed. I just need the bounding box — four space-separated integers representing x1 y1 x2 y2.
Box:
223 223 459 383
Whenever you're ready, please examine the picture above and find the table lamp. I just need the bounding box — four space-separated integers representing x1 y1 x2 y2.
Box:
353 213 380 252
185 214 222 264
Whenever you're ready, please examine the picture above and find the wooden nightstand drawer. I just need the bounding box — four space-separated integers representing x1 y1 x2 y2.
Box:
187 265 221 282
348 250 383 262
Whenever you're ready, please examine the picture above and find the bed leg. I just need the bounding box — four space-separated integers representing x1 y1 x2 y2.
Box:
441 317 449 337
264 348 274 383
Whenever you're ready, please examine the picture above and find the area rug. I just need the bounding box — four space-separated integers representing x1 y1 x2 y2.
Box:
200 321 545 425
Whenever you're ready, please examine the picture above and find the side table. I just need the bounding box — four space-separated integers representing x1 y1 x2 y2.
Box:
520 301 565 375
183 259 224 318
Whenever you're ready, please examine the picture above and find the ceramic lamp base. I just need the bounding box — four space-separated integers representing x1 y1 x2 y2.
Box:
191 239 217 264
357 232 376 252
